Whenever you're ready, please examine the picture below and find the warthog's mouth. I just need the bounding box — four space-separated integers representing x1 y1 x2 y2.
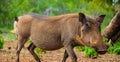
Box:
97 51 107 54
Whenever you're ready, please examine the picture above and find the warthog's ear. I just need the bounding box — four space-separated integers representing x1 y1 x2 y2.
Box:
96 15 106 24
79 13 86 24
15 16 18 22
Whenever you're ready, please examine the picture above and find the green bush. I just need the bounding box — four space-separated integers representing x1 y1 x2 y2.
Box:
0 36 4 49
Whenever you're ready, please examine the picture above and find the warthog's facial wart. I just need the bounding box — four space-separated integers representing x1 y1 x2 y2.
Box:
76 35 85 45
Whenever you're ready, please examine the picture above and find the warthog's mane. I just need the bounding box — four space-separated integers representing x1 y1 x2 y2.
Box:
23 13 97 24
25 13 47 19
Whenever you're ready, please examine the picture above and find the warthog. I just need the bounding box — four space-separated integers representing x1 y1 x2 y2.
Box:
15 13 110 62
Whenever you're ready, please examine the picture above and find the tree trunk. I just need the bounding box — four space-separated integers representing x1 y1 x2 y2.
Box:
102 10 120 43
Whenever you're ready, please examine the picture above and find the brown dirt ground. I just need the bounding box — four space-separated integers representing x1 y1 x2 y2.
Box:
1 41 120 62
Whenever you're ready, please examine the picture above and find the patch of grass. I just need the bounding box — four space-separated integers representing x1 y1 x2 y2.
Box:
0 35 4 49
76 46 98 58
76 46 85 51
103 37 109 42
35 48 46 58
84 46 98 58
107 38 120 54
26 40 32 44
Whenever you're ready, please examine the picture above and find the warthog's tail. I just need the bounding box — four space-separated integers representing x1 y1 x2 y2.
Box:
15 16 18 22
12 16 18 34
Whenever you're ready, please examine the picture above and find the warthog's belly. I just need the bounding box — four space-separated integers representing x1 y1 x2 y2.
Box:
31 30 63 50
32 38 63 51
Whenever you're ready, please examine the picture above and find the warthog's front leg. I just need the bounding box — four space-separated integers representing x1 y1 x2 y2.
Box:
16 36 28 62
62 50 68 62
63 43 77 62
28 43 41 62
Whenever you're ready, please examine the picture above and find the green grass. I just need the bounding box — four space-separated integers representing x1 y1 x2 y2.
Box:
35 48 46 58
107 38 120 54
76 46 98 58
103 37 120 54
103 37 109 42
76 46 85 51
84 46 98 57
0 35 4 49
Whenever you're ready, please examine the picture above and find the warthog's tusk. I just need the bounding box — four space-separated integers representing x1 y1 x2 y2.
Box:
105 39 112 46
76 35 85 45
108 39 112 45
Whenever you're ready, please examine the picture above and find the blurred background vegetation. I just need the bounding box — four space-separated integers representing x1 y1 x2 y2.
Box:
0 0 120 33
0 0 120 57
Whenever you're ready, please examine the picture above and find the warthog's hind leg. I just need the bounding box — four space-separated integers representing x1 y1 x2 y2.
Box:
28 43 41 62
16 37 28 62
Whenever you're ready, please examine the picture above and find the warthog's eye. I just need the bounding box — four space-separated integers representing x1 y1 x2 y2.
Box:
81 22 91 32
85 23 91 30
86 23 89 27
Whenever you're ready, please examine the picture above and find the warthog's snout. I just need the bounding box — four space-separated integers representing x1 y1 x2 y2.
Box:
93 46 107 54
97 40 112 54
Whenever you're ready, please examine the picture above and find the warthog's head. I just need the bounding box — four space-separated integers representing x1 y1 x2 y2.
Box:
78 13 110 54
